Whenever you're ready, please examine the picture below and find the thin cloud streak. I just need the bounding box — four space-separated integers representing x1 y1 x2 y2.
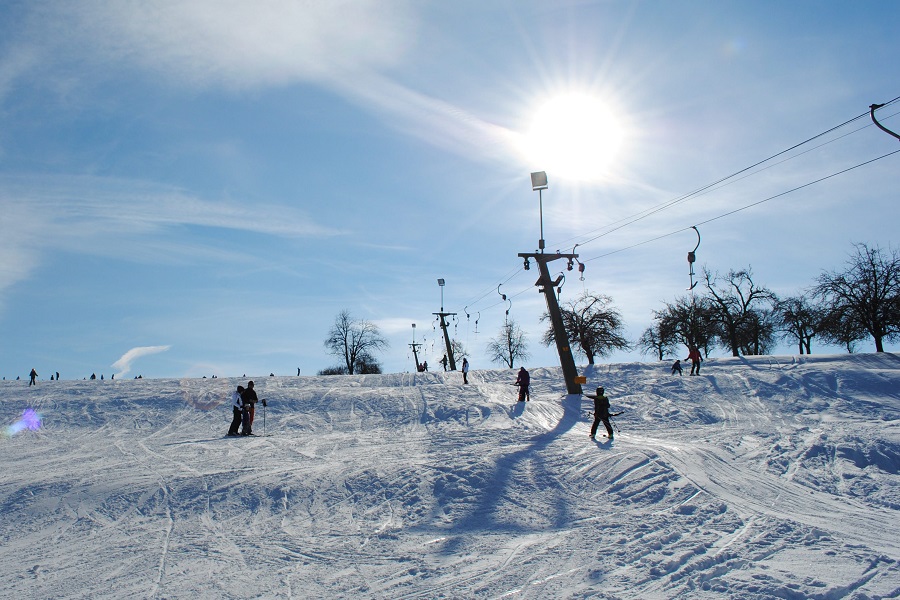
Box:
112 345 171 376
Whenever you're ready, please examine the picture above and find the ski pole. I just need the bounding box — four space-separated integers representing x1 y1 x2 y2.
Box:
610 416 620 433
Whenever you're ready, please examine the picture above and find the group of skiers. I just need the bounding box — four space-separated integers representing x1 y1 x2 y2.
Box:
227 380 261 436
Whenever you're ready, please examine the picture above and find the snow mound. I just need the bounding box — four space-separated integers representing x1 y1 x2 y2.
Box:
2 354 899 598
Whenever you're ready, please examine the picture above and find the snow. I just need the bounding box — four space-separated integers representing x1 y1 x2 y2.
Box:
2 354 899 599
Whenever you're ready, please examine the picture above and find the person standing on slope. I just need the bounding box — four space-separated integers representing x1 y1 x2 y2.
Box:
671 359 683 376
514 366 530 402
241 381 259 435
227 385 245 436
583 386 614 441
686 346 703 375
461 357 469 384
29 368 38 386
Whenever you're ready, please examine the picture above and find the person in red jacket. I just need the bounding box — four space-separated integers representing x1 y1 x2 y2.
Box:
686 346 703 375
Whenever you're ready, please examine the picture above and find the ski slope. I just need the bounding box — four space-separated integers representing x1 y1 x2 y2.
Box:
2 354 899 599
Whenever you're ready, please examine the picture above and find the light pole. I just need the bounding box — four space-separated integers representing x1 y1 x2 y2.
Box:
520 171 583 395
434 278 457 370
410 323 422 371
531 171 548 252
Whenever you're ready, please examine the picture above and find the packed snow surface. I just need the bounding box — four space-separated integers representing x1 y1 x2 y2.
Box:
2 354 899 599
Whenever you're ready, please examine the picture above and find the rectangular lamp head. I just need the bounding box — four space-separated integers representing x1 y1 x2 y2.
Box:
531 171 548 191
437 278 445 286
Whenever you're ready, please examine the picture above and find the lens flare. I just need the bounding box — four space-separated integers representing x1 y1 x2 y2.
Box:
5 408 42 437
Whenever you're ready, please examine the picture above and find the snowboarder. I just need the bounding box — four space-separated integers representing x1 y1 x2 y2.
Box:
583 386 614 440
514 367 530 402
462 358 469 384
241 381 259 435
671 359 683 376
227 385 245 436
29 368 38 386
686 346 703 375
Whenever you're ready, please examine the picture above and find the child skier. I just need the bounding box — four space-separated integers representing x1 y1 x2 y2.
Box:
583 386 614 441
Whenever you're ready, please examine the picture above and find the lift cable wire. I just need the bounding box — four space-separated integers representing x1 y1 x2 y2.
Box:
450 99 900 318
552 103 900 251
578 147 900 263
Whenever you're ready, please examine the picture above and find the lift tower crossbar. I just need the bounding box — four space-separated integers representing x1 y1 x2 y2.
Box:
518 251 583 395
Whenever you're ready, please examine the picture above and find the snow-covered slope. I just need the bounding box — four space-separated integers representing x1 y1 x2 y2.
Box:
2 354 899 599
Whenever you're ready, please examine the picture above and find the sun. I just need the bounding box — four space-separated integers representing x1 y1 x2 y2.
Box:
523 93 625 182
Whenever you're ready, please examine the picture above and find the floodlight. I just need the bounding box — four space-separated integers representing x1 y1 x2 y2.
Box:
437 278 445 286
531 171 548 191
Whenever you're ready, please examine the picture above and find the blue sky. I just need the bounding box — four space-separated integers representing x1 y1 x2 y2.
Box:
1 1 898 380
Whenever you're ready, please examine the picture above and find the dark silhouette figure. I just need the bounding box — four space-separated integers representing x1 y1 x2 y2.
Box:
228 385 245 436
514 367 530 402
241 381 259 435
29 369 38 386
462 358 469 384
686 347 703 375
672 359 683 376
584 386 613 440
440 354 449 371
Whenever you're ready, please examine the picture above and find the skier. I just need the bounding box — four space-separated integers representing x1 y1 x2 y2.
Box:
462 358 469 384
583 386 614 441
671 359 683 376
686 346 703 375
29 368 38 386
227 385 245 436
241 381 259 435
514 367 530 402
440 354 449 371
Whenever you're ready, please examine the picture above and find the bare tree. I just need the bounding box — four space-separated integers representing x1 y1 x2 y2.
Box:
818 305 867 353
704 267 777 356
776 296 824 354
486 318 529 368
653 295 717 357
638 324 668 361
540 292 630 365
813 243 900 352
324 310 389 375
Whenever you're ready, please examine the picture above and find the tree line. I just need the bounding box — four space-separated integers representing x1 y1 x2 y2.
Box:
318 243 900 374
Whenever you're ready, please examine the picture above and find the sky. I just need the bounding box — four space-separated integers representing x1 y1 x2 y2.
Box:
1 1 898 380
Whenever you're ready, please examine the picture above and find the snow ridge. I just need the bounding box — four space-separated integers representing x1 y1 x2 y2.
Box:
2 354 899 598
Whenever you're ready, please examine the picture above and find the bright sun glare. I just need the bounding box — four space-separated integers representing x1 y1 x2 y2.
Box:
524 93 625 182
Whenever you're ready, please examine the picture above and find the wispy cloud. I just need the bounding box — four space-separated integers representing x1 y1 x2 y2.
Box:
112 345 171 377
17 1 521 166
0 173 345 297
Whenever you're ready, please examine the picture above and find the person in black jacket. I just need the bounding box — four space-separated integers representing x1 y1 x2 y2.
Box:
583 386 613 440
240 381 259 435
514 367 530 401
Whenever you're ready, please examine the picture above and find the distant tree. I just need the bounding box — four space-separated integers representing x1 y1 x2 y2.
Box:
704 267 777 356
776 296 824 354
813 243 900 352
637 324 669 361
449 339 468 361
653 295 717 357
817 305 866 353
541 292 630 364
737 308 778 356
486 318 530 368
317 365 348 376
324 309 389 375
